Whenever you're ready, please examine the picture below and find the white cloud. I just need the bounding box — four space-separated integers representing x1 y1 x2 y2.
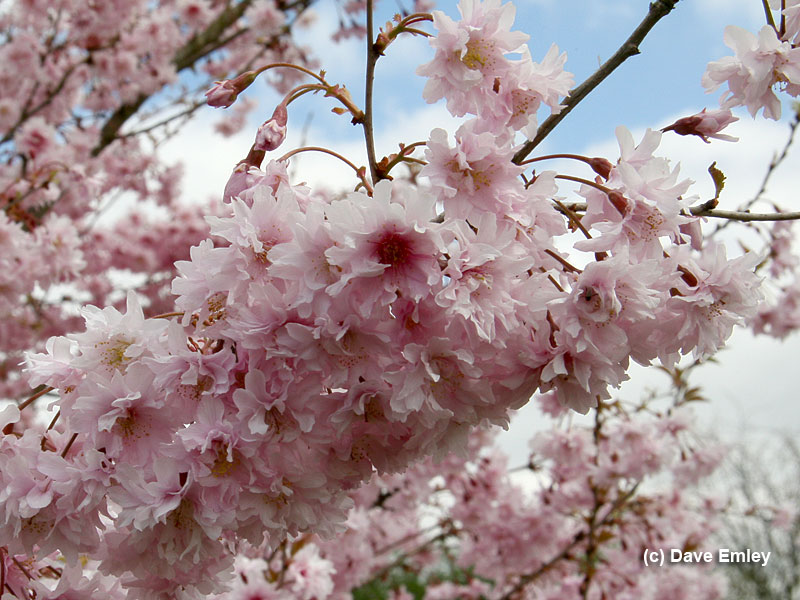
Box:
158 112 257 205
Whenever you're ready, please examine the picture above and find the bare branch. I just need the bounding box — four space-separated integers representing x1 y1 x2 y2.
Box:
690 208 800 222
91 0 261 157
549 200 800 223
512 0 681 164
363 0 380 183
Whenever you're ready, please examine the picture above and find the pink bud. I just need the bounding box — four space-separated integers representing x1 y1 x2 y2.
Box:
588 157 613 179
205 71 259 108
223 164 253 203
254 103 288 152
205 80 238 108
662 108 739 143
607 190 628 215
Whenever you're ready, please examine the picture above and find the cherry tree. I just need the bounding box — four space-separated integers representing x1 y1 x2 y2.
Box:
2 0 800 598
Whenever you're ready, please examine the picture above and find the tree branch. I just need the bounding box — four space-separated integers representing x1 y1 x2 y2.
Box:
550 200 800 223
690 208 800 222
363 0 380 183
712 114 799 234
761 0 779 33
91 0 258 157
512 0 681 164
171 0 256 72
1 60 85 145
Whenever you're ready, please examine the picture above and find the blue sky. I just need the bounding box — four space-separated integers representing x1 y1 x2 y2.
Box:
279 0 781 157
162 0 800 458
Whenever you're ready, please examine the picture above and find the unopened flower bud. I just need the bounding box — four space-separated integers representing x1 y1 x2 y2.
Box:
205 70 259 108
662 108 739 143
205 80 238 108
254 103 288 152
588 157 613 179
607 189 628 215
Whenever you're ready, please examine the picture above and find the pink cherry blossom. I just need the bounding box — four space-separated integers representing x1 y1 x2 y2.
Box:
703 25 800 119
417 0 528 118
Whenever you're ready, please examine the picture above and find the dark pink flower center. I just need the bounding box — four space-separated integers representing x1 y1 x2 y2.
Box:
373 231 412 268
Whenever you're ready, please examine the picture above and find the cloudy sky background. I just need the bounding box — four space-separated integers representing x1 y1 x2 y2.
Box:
161 0 800 462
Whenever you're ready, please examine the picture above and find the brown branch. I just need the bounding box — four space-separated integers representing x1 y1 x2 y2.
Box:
18 385 54 411
171 0 256 72
553 198 594 241
11 556 33 581
371 528 453 581
0 547 5 597
91 0 258 156
363 0 380 183
120 100 207 139
512 0 681 164
544 248 581 273
690 208 800 222
277 146 373 193
1 61 85 145
150 311 185 320
762 0 779 33
500 530 587 599
549 200 800 223
60 432 78 458
90 93 149 157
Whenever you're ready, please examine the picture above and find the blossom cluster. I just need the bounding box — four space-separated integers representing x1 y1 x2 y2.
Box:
216 399 728 600
190 395 730 600
0 393 729 600
417 0 573 136
0 0 781 597
703 0 800 119
0 0 315 398
700 3 800 341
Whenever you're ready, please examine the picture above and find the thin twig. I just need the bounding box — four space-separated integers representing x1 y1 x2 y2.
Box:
691 208 800 222
18 385 55 411
550 199 800 223
371 529 452 580
254 62 327 85
121 101 206 139
712 115 799 234
781 0 787 38
552 199 600 253
500 531 586 599
150 311 185 320
374 521 444 555
363 0 380 183
10 556 33 581
277 146 373 193
41 410 60 451
0 61 85 145
0 547 6 598
60 432 78 458
762 0 779 32
544 248 581 273
512 0 681 163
